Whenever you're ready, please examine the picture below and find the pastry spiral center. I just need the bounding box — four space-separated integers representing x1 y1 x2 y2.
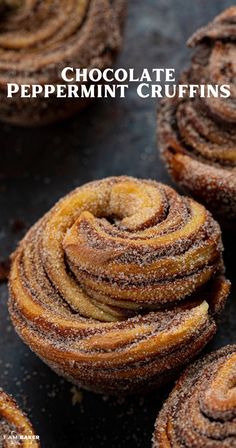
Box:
67 180 166 233
49 177 223 321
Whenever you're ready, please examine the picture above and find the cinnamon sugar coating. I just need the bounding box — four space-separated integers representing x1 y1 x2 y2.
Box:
153 345 236 448
0 390 39 447
0 0 126 126
158 7 236 226
9 177 230 395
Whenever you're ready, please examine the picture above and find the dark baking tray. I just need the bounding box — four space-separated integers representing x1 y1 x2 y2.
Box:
0 1 235 447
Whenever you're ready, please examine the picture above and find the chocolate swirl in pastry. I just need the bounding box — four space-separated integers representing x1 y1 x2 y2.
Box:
0 390 39 447
153 344 236 448
158 7 236 226
0 0 126 126
9 177 230 395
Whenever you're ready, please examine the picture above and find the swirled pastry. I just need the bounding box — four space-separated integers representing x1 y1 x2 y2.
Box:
0 390 39 447
153 345 236 448
9 177 230 395
158 7 236 226
0 0 126 125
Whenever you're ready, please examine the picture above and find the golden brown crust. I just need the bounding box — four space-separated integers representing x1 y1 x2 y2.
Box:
0 390 39 447
153 345 236 448
9 177 230 395
0 0 126 126
158 7 236 226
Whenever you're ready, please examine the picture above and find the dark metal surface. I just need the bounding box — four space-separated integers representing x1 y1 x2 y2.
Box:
0 1 235 447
